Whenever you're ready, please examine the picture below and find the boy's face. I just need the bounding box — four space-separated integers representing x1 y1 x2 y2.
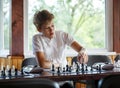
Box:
41 20 55 39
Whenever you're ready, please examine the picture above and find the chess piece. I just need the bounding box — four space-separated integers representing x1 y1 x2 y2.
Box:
15 68 18 76
51 64 55 72
98 64 102 72
90 65 93 71
2 67 5 77
5 65 10 77
21 67 24 75
57 67 61 73
0 70 2 77
81 63 84 72
11 65 15 76
66 65 69 72
76 63 80 73
63 67 65 72
85 65 88 72
69 66 72 72
8 68 11 76
96 66 99 71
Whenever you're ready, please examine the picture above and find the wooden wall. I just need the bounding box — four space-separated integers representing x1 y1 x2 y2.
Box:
113 0 120 53
0 55 24 71
10 0 24 56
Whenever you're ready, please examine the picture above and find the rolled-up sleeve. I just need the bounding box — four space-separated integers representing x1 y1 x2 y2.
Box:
32 35 44 54
62 32 75 46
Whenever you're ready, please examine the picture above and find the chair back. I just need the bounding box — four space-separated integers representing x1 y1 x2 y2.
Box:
87 55 112 66
21 57 38 68
114 54 120 62
0 78 60 88
98 75 120 88
21 57 40 74
71 55 112 66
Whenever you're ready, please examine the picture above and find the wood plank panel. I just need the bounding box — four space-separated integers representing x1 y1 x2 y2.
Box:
7 55 24 70
10 0 24 55
76 83 86 88
0 57 7 67
113 0 120 53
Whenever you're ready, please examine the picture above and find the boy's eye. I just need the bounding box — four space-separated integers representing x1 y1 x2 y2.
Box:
45 27 49 29
44 25 54 30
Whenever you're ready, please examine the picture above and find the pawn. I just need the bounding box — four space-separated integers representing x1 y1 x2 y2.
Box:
8 69 11 76
66 65 69 72
76 68 79 73
98 64 102 72
2 67 5 77
85 65 88 71
51 64 55 72
21 68 24 75
5 65 10 77
69 66 72 72
90 65 93 71
63 67 65 72
81 63 84 72
96 66 99 71
11 65 15 76
76 64 80 73
57 67 61 73
15 68 18 76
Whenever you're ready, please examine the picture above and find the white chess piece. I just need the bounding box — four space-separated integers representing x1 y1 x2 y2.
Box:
11 65 15 76
5 65 10 76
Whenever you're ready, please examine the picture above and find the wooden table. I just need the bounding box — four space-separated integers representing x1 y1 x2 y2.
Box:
0 66 120 88
0 67 120 81
32 67 120 82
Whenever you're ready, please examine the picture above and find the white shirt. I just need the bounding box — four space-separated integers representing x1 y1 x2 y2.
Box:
32 31 74 67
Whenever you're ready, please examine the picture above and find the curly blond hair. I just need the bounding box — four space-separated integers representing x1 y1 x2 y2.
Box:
33 10 54 29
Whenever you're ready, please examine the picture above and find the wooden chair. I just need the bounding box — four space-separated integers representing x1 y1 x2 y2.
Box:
0 78 60 88
98 75 120 88
21 57 38 68
114 54 120 62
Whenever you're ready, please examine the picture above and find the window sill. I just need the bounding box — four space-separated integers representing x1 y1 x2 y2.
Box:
0 49 117 58
65 49 116 57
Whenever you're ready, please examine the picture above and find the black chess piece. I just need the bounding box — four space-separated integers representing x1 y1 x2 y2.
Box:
52 64 55 72
69 66 72 73
21 68 24 75
63 67 65 72
81 63 84 72
57 67 61 73
76 67 79 73
2 67 5 77
66 65 69 72
8 68 11 76
76 63 80 73
96 66 99 71
85 65 88 72
98 64 102 72
15 68 18 76
90 65 93 71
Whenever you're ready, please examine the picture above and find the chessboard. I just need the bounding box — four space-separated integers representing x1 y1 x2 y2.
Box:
48 63 109 74
0 66 34 79
46 63 114 74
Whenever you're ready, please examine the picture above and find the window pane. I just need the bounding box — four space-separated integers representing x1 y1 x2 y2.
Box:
3 0 10 49
0 0 10 56
28 0 105 50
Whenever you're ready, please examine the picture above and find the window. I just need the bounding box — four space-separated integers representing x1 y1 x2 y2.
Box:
24 0 114 56
0 0 11 56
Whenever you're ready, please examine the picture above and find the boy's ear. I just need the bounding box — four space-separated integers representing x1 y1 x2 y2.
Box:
37 28 42 32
